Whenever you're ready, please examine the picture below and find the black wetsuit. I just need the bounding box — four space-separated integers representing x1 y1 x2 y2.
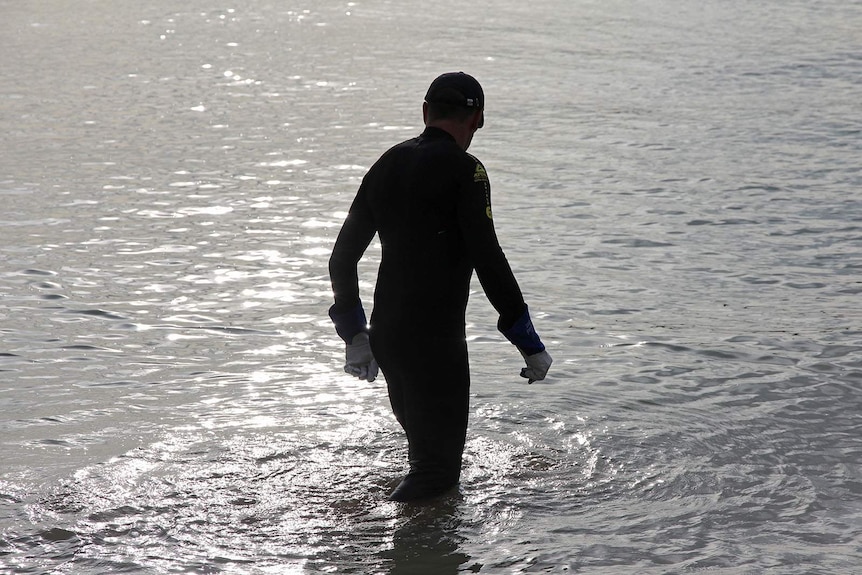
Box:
329 126 528 499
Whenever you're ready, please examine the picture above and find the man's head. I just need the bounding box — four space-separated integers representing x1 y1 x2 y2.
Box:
423 72 485 150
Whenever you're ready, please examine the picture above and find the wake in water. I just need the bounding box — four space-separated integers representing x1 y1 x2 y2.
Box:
2 387 608 573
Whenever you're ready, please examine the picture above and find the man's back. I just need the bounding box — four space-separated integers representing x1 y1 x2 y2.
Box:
362 127 477 334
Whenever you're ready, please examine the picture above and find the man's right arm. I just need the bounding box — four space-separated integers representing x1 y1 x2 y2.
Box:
456 157 552 383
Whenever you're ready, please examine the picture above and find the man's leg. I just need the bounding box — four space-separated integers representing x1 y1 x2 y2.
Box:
372 332 470 501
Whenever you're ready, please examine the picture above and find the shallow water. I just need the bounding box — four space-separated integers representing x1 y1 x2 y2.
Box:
2 0 862 573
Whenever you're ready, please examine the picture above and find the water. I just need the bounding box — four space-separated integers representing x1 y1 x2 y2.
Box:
2 0 861 572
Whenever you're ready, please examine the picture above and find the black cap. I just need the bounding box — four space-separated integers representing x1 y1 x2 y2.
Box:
424 72 484 109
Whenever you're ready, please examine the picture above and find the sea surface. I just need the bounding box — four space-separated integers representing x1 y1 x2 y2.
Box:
2 0 861 573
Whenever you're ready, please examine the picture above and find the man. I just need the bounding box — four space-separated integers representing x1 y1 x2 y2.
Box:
328 72 552 502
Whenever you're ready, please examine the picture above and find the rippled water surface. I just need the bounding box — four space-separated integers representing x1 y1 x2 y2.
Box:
2 0 861 573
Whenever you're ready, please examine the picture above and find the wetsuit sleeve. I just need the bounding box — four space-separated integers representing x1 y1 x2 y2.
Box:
328 181 376 342
456 158 527 332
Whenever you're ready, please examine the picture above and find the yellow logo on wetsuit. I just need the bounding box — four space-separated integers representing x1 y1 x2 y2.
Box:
472 161 492 219
473 164 488 183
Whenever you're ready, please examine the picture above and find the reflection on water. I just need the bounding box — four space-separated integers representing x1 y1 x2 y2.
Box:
5 388 605 573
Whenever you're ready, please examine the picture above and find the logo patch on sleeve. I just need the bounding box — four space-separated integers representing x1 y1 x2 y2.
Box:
473 164 488 182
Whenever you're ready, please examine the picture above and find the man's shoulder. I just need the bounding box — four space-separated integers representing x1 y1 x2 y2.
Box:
465 153 489 183
465 152 485 168
383 135 422 156
367 136 420 171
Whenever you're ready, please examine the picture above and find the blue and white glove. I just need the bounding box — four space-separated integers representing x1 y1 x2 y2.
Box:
329 303 378 382
518 348 553 384
344 332 379 382
501 306 552 384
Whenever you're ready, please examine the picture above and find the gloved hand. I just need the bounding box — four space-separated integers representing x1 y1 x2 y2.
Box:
519 348 552 384
344 332 379 382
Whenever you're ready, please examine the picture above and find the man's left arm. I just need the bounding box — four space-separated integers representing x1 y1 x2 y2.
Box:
328 186 378 381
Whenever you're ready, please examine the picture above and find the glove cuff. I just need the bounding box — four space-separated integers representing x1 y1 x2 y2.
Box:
329 303 368 343
500 306 545 356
